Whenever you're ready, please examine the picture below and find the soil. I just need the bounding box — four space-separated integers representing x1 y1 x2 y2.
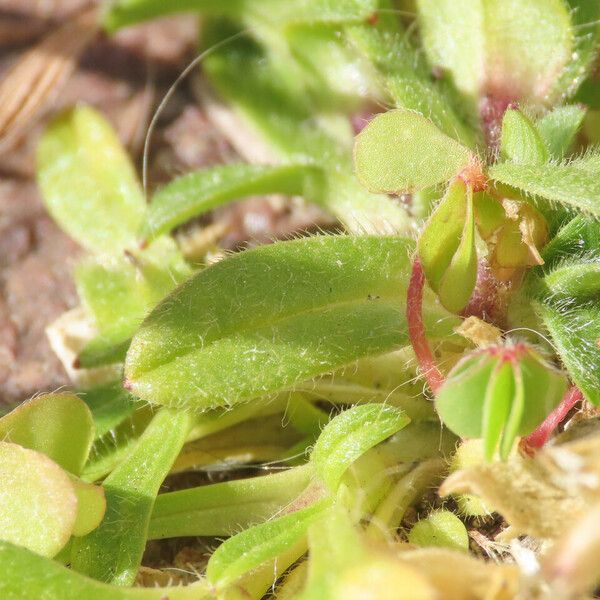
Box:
0 5 333 406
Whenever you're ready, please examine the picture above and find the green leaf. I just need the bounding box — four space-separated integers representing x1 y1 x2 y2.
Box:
346 24 476 148
311 404 410 493
500 110 548 165
541 256 600 301
354 110 475 194
0 541 213 600
142 163 325 243
539 301 600 405
536 105 586 159
418 179 478 312
0 393 94 476
416 0 573 103
0 443 77 557
149 464 312 539
71 408 192 585
70 478 106 537
79 382 141 440
104 0 377 31
489 151 600 216
37 106 145 254
125 235 457 410
206 499 329 589
408 510 469 552
541 214 600 265
553 0 600 100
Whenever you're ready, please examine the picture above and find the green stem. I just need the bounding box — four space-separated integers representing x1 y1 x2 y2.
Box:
71 408 193 585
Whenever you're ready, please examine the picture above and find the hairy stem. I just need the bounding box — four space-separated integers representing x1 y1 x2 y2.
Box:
406 258 445 394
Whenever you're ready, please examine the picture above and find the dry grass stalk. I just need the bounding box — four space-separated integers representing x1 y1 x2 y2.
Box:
0 8 98 154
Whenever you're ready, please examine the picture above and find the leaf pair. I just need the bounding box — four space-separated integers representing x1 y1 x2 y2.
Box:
435 344 567 460
0 394 105 557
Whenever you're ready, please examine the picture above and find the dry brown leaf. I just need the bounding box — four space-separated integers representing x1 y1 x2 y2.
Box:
439 455 587 539
0 9 98 153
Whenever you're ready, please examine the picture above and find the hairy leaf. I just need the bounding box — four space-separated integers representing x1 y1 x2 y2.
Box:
0 443 77 557
142 163 325 243
539 301 600 405
500 110 548 165
0 393 94 476
71 408 192 585
536 105 586 159
149 464 313 539
489 152 600 216
416 0 573 102
0 541 212 600
354 110 475 194
37 106 145 254
125 235 457 410
311 404 410 493
207 499 329 589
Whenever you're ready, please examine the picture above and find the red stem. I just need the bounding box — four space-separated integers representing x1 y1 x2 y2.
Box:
407 258 445 394
521 385 583 452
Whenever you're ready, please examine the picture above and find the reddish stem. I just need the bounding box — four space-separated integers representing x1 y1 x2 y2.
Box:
521 385 583 452
407 258 445 394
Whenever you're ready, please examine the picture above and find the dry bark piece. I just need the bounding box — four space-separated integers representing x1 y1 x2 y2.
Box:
0 8 98 154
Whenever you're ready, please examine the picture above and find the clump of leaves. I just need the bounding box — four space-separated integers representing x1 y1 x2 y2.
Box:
3 0 600 598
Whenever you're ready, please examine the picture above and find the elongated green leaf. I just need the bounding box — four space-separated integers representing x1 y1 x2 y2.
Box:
354 110 475 194
125 236 457 410
542 214 600 265
489 152 600 216
416 0 573 102
142 163 325 243
311 404 410 492
418 179 477 312
0 393 94 476
536 105 586 159
149 464 312 539
71 408 192 585
500 110 548 165
539 301 600 405
542 256 600 301
104 0 377 31
207 499 329 589
0 541 212 600
0 443 77 558
37 106 145 254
